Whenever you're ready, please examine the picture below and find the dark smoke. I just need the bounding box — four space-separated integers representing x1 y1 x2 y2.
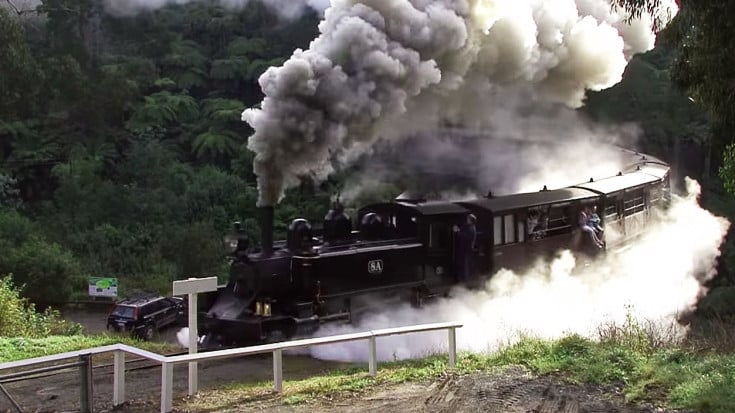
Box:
242 0 679 206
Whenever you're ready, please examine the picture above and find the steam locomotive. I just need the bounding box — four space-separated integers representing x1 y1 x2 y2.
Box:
199 148 671 345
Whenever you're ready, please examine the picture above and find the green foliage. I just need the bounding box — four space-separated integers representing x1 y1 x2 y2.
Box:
0 210 83 305
628 350 735 412
0 1 326 304
584 47 709 164
719 143 735 194
0 8 43 119
0 276 82 338
192 130 241 160
617 0 735 191
0 174 21 209
126 91 200 131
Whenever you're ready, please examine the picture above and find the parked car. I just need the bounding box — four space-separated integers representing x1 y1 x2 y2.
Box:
106 293 186 340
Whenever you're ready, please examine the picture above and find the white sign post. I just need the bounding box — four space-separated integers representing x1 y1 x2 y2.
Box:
172 276 218 396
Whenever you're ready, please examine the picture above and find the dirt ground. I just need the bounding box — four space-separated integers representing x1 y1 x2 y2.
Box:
179 366 691 413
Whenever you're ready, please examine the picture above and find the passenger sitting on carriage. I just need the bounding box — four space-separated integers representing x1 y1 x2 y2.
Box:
589 206 604 237
579 207 603 248
527 211 539 235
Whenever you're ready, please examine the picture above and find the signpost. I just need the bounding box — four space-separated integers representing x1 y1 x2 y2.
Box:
88 277 118 298
172 276 218 396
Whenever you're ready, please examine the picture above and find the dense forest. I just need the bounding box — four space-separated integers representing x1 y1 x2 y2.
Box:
0 0 733 308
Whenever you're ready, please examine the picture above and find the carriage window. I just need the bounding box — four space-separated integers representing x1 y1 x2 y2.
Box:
493 216 502 246
504 215 515 244
624 189 646 216
548 203 571 231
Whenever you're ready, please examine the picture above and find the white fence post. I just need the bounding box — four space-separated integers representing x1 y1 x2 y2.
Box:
172 276 218 397
448 327 457 368
368 336 377 376
272 349 283 393
113 350 125 406
161 362 173 413
188 292 198 396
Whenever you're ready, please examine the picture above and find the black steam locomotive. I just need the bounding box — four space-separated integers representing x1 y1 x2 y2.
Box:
199 149 671 345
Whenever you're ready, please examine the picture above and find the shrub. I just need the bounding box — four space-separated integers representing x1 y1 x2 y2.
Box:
0 276 82 338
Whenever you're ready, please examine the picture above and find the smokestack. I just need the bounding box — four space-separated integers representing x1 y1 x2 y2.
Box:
260 206 274 257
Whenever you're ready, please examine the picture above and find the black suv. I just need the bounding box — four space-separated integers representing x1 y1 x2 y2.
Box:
106 293 186 340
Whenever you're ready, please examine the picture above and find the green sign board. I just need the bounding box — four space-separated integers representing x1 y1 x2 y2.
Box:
88 277 118 297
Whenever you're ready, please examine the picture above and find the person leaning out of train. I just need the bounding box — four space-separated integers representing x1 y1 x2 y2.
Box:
579 207 604 248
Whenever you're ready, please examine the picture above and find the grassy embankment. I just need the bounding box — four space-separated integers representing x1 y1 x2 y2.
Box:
0 334 176 363
184 315 735 413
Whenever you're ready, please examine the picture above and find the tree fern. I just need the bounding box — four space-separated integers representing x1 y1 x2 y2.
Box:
126 91 200 131
226 37 267 58
201 99 245 122
9 133 62 163
192 130 241 160
161 39 207 69
175 67 208 89
209 58 250 80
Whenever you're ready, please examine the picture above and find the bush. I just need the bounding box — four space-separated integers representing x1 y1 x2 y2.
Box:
0 209 83 305
0 276 82 338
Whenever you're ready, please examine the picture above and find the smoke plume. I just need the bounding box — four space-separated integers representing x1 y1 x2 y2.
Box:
303 178 729 362
338 104 644 205
102 0 328 19
243 0 679 206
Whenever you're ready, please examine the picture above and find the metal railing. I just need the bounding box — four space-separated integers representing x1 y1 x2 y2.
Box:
0 321 462 413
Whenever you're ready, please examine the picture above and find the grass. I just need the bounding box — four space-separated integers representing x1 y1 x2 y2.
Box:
0 334 177 363
184 317 735 413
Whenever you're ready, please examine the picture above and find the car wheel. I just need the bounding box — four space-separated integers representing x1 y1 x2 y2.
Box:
143 324 155 341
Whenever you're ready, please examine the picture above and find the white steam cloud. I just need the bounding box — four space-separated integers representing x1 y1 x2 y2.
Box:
243 0 679 206
103 0 328 19
304 178 729 362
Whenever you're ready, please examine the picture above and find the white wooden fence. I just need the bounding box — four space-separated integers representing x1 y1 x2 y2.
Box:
0 321 462 413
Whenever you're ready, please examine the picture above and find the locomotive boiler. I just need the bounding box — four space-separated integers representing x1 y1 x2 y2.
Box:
199 149 671 346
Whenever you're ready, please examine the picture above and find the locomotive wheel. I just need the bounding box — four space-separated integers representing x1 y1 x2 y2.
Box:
265 323 296 343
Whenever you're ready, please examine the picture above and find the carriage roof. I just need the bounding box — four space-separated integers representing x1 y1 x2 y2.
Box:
458 187 597 213
572 165 667 195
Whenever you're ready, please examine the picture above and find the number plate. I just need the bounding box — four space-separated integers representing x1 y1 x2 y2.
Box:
368 259 384 274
